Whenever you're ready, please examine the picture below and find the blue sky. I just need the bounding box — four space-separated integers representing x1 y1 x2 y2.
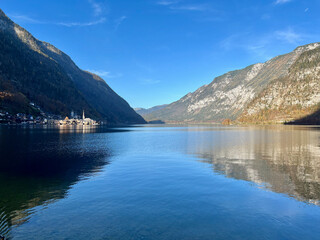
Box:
2 0 320 108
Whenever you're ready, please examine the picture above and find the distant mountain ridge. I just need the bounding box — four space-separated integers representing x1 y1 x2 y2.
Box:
0 9 146 124
134 104 168 116
142 42 320 124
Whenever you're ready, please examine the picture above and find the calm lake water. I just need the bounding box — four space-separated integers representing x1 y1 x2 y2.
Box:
1 125 320 240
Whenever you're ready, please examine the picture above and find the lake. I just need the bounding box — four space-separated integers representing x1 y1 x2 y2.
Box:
1 125 320 240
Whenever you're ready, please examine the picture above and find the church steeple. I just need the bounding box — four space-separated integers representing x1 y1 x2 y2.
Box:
82 110 85 120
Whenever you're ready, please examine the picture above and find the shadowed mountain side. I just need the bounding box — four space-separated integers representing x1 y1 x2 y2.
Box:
0 9 145 124
286 107 320 125
0 12 97 118
38 43 146 124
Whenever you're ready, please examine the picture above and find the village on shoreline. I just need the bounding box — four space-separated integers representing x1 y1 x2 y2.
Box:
0 105 100 126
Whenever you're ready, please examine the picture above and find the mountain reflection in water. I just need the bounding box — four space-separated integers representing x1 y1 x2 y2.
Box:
187 126 320 204
1 125 320 240
0 126 117 239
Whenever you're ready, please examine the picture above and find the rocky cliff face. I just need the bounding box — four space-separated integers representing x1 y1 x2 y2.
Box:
239 44 320 124
0 9 145 124
143 42 320 124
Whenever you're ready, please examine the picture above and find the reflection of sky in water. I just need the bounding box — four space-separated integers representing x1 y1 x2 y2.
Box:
1 125 320 239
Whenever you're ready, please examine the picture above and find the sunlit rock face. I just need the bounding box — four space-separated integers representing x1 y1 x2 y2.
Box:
240 43 320 123
143 43 320 123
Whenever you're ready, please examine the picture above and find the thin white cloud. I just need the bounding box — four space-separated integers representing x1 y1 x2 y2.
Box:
9 14 45 24
114 16 127 30
9 13 106 27
275 28 302 44
88 0 103 16
58 17 106 27
220 34 241 51
10 1 106 27
87 70 122 78
274 0 292 5
222 28 303 50
169 4 208 11
156 1 178 6
246 44 272 60
156 1 210 12
221 28 305 60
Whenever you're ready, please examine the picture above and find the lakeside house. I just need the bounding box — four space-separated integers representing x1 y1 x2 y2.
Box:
0 107 99 126
57 111 98 126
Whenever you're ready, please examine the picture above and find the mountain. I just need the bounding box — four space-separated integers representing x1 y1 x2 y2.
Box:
239 44 320 124
0 9 145 124
134 104 168 116
143 42 320 124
